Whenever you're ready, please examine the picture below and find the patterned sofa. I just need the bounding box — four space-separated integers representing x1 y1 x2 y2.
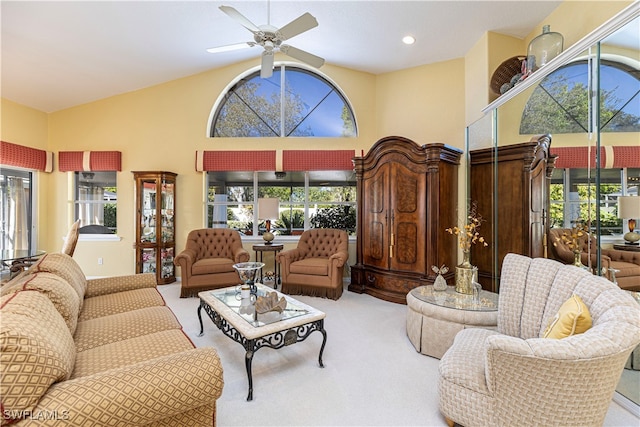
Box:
438 253 640 427
1 253 223 426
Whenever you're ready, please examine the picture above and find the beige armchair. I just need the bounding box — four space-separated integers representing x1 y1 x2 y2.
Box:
438 253 640 427
174 228 250 297
277 228 349 300
549 228 640 291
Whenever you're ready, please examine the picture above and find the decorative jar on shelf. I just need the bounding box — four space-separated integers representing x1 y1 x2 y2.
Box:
526 25 563 75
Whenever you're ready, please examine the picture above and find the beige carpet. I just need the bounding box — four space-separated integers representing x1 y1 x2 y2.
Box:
159 282 640 426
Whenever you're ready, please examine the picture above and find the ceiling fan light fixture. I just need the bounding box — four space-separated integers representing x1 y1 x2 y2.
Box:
402 35 416 45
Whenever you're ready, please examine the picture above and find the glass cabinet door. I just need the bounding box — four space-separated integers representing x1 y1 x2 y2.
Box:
133 171 177 285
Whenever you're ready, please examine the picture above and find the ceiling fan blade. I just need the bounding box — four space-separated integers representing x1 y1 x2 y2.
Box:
206 42 254 54
277 12 318 40
219 5 260 33
280 45 325 69
261 51 275 78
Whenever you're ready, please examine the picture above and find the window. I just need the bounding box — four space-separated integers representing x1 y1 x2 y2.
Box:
74 171 117 233
211 65 357 138
550 167 639 236
1 168 34 253
521 59 640 134
206 171 356 236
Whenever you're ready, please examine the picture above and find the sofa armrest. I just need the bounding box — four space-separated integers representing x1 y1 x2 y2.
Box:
233 248 250 263
277 248 304 274
27 348 223 426
329 251 348 268
85 273 156 298
174 248 197 270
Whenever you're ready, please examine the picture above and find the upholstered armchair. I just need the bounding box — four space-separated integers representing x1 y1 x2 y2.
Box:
277 228 349 300
174 228 250 297
549 228 640 291
438 253 640 427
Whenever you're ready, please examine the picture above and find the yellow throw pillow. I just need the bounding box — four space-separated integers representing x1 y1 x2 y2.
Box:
543 294 592 339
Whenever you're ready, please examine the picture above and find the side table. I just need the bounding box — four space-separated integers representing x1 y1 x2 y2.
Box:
406 285 498 359
253 244 283 289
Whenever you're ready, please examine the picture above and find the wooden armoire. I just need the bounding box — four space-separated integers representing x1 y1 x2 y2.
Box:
349 136 462 304
469 134 556 292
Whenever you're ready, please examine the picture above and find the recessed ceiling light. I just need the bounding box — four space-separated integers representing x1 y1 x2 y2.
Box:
402 36 416 45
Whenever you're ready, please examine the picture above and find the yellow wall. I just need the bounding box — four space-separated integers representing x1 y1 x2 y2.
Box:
0 99 53 251
1 0 634 277
375 58 466 146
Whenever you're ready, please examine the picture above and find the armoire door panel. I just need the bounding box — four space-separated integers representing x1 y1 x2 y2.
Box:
368 170 386 214
395 167 418 213
395 222 418 265
367 221 386 262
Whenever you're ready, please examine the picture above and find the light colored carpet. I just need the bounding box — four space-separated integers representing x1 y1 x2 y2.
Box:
159 282 640 426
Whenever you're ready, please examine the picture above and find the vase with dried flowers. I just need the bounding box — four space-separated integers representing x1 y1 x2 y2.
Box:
446 202 488 294
553 219 590 271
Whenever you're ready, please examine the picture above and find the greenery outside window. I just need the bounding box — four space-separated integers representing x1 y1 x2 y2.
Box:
210 65 357 138
206 171 356 236
74 171 117 234
550 167 639 236
521 59 639 134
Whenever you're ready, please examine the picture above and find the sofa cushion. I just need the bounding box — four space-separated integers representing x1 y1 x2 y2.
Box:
0 272 81 334
543 294 592 339
27 253 87 309
290 258 329 276
72 329 194 379
192 257 235 275
0 291 76 423
78 288 165 322
74 306 183 352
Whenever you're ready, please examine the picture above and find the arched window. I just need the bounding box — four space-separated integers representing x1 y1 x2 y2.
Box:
210 64 357 137
520 59 639 134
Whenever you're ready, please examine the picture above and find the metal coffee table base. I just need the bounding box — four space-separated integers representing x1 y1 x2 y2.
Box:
197 300 327 401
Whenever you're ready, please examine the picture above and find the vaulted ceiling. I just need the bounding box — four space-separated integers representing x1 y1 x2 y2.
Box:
1 1 563 113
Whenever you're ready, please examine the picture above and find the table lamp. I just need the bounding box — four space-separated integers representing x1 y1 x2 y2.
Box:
258 198 279 245
618 195 640 245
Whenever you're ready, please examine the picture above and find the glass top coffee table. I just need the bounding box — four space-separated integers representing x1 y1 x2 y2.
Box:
197 284 327 401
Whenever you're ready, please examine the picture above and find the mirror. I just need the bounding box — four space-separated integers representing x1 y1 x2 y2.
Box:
468 11 639 407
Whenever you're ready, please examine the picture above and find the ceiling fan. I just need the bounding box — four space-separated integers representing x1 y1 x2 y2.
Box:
207 4 325 78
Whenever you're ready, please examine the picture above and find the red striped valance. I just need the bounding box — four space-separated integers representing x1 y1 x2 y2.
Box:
612 146 640 168
195 150 357 172
59 151 121 172
551 146 640 169
196 150 276 172
282 150 357 171
1 141 53 172
551 147 604 169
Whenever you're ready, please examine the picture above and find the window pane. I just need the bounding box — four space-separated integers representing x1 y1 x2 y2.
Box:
520 61 640 134
213 73 281 137
75 171 117 233
0 168 32 253
212 65 357 138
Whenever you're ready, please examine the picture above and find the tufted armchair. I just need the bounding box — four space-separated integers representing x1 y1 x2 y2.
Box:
438 253 640 427
174 228 250 297
549 228 640 291
277 228 349 300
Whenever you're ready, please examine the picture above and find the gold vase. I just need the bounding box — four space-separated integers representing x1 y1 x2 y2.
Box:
455 250 475 294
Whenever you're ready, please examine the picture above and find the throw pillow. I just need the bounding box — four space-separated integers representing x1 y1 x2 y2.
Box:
543 294 592 339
